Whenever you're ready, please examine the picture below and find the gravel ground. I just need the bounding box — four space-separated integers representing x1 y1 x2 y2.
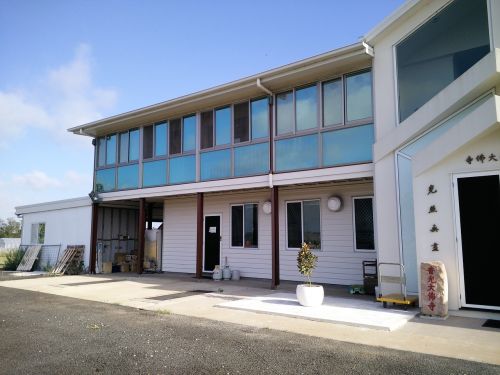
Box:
0 287 498 375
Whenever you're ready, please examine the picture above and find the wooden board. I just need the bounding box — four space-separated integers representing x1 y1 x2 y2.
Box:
52 245 84 275
16 245 42 272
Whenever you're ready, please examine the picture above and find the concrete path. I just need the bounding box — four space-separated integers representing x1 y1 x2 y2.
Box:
1 273 499 365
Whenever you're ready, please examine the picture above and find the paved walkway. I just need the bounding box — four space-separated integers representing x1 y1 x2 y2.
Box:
1 273 499 365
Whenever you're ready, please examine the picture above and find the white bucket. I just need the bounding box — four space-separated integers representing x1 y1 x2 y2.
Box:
232 270 240 280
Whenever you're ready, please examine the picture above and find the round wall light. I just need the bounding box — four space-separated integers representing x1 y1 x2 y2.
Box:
327 196 342 212
262 201 272 214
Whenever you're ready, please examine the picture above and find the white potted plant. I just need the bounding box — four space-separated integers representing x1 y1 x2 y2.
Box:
296 242 324 307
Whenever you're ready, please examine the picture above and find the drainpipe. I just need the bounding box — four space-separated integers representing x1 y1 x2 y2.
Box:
257 78 273 96
256 78 274 188
362 41 374 57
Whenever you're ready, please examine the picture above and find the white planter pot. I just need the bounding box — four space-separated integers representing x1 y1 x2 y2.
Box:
296 284 324 307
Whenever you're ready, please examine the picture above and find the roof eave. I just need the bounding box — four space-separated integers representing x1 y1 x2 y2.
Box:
68 42 371 137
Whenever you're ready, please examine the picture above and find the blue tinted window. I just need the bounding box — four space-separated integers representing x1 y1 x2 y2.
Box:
183 115 196 152
155 122 168 156
322 124 373 166
106 134 116 165
234 142 269 177
397 0 489 122
251 98 268 139
201 149 231 181
129 129 140 161
169 155 196 184
215 107 231 146
97 137 106 167
346 71 373 122
323 79 342 126
117 164 139 190
119 132 129 163
296 85 317 131
275 134 318 172
276 91 294 135
143 160 167 187
95 168 115 192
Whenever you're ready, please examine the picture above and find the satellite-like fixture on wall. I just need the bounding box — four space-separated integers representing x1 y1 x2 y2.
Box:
262 201 272 215
88 190 100 203
327 196 342 212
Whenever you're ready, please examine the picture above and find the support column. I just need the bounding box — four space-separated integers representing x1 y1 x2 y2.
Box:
147 203 153 230
137 198 146 274
89 203 99 274
196 192 204 278
271 186 279 289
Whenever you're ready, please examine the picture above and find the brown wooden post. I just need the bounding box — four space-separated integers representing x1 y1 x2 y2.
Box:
89 203 99 274
196 192 204 278
147 203 153 230
137 198 146 274
271 186 279 289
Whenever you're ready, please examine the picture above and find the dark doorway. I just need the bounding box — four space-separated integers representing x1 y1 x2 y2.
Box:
457 174 500 308
204 215 221 272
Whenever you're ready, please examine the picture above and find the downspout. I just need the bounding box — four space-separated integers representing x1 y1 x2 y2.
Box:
256 78 274 188
362 41 374 57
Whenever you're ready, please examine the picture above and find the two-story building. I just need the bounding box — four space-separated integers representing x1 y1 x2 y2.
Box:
16 0 500 312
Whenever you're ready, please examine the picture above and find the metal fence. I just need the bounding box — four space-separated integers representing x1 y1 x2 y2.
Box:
19 244 62 271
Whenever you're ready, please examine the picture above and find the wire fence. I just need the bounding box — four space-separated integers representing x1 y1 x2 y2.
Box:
19 244 62 271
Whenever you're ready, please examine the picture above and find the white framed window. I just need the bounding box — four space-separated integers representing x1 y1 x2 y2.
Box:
352 196 375 252
31 223 45 245
230 203 258 248
286 199 321 250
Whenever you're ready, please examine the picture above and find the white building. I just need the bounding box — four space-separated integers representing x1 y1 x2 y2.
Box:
16 0 500 312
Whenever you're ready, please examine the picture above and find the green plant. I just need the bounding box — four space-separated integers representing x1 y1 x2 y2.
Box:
66 260 84 275
297 243 318 287
42 261 53 272
3 248 25 271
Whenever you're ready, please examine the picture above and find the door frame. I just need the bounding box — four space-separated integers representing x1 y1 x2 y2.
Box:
452 170 500 310
203 213 222 273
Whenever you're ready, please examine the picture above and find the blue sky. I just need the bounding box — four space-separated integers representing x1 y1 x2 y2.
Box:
0 0 404 218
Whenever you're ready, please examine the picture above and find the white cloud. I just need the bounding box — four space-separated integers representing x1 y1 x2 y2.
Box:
12 170 63 190
0 43 117 149
11 170 91 191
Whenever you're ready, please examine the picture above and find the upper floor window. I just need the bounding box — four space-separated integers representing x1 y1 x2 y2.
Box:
170 115 196 155
105 134 116 165
119 128 140 163
143 122 167 160
396 0 490 122
276 85 318 135
345 71 372 123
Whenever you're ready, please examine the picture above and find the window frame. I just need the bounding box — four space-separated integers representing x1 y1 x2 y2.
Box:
393 0 491 125
285 199 321 251
352 195 376 252
230 203 259 249
31 222 45 245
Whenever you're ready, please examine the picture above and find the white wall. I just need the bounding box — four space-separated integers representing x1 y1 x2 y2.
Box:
279 182 375 285
21 205 92 268
413 127 500 310
163 196 197 274
162 182 375 285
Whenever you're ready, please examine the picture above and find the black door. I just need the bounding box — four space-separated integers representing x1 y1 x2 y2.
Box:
457 174 500 308
204 216 220 272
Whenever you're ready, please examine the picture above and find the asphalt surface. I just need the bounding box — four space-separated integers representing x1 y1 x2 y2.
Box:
0 287 498 375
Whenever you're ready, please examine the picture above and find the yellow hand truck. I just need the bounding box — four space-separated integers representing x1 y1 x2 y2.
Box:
376 262 418 310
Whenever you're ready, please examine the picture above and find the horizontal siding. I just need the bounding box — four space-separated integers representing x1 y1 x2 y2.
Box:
279 183 376 285
161 181 376 285
163 197 197 273
204 190 272 279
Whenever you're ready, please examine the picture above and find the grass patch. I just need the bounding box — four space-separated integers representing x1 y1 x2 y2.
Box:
157 309 172 316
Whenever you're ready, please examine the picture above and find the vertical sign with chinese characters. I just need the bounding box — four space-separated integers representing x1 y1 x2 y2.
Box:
420 261 448 317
